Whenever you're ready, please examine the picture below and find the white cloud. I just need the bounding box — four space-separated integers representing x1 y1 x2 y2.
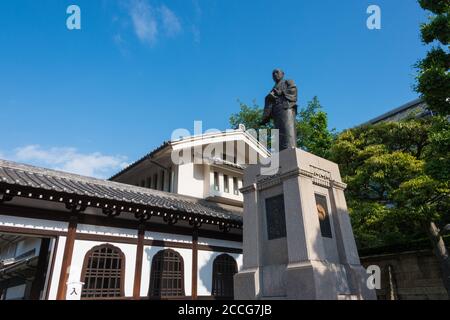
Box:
192 25 201 43
159 5 181 37
5 145 128 179
191 0 202 43
129 0 158 45
113 33 130 57
127 0 182 45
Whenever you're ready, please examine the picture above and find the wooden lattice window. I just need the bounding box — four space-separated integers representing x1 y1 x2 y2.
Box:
80 244 125 299
212 254 237 298
148 249 185 298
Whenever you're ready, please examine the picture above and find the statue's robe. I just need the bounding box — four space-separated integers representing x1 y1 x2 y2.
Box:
262 79 298 151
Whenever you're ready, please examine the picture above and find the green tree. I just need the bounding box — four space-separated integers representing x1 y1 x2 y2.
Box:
331 118 450 297
415 0 450 116
229 100 272 132
229 97 334 158
296 96 335 158
413 0 450 296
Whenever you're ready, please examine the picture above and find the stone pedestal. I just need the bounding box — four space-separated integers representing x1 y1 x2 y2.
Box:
234 148 376 300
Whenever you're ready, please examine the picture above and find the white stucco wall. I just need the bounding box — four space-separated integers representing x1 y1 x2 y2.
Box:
77 224 138 239
47 236 66 300
0 213 243 300
69 239 137 299
177 162 205 199
142 231 194 297
0 214 68 233
144 231 192 243
140 245 192 297
197 250 242 296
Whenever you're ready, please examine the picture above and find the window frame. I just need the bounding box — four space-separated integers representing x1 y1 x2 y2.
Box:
213 172 220 191
233 177 239 195
148 249 185 299
79 244 126 300
153 173 158 189
211 254 237 299
223 174 229 193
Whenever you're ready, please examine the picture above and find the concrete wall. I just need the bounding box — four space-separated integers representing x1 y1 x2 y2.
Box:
360 250 448 300
177 162 205 198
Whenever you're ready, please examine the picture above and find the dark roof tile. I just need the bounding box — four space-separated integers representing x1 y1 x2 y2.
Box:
0 159 242 224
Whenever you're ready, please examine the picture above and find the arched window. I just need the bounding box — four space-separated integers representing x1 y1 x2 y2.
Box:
80 244 125 299
212 254 237 298
148 249 185 298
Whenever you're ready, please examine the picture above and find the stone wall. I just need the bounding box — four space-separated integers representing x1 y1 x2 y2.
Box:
360 250 448 300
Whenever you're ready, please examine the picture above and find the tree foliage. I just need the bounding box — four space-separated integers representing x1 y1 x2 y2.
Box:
331 118 450 249
415 0 450 116
229 100 272 132
296 96 335 158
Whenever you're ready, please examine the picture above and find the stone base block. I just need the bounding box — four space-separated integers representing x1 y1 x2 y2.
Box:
234 268 260 300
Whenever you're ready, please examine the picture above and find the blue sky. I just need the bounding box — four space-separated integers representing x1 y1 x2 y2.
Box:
0 0 430 178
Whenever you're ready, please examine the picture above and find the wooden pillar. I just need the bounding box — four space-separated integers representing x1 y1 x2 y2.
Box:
133 224 145 299
191 228 198 300
56 215 78 300
29 238 51 300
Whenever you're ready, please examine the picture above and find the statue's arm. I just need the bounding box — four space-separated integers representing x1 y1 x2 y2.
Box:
284 80 298 103
260 95 273 125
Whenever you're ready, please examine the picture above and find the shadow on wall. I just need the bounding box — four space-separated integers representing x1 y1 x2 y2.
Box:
199 252 217 295
143 247 166 295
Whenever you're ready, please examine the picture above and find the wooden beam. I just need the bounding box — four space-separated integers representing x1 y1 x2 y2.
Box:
56 215 78 300
0 203 243 243
133 224 145 299
191 228 198 300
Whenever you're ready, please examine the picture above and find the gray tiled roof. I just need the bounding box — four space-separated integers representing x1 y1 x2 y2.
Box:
362 98 427 126
109 141 170 180
0 159 243 225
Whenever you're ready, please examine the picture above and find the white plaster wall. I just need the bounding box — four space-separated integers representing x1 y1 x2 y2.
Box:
140 246 192 297
0 214 68 233
177 162 205 198
47 236 66 300
208 169 243 202
69 240 137 299
0 212 244 299
144 231 192 244
42 238 57 300
197 251 242 296
77 224 138 239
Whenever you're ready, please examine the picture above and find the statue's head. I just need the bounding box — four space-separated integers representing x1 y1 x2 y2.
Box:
272 69 285 83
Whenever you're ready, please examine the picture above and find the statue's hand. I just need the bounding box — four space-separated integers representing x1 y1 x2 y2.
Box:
273 88 282 96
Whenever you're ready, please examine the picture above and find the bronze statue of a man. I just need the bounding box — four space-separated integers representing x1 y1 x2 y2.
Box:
261 69 298 151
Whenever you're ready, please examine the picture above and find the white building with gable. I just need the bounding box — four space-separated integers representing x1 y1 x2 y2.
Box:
0 127 269 300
